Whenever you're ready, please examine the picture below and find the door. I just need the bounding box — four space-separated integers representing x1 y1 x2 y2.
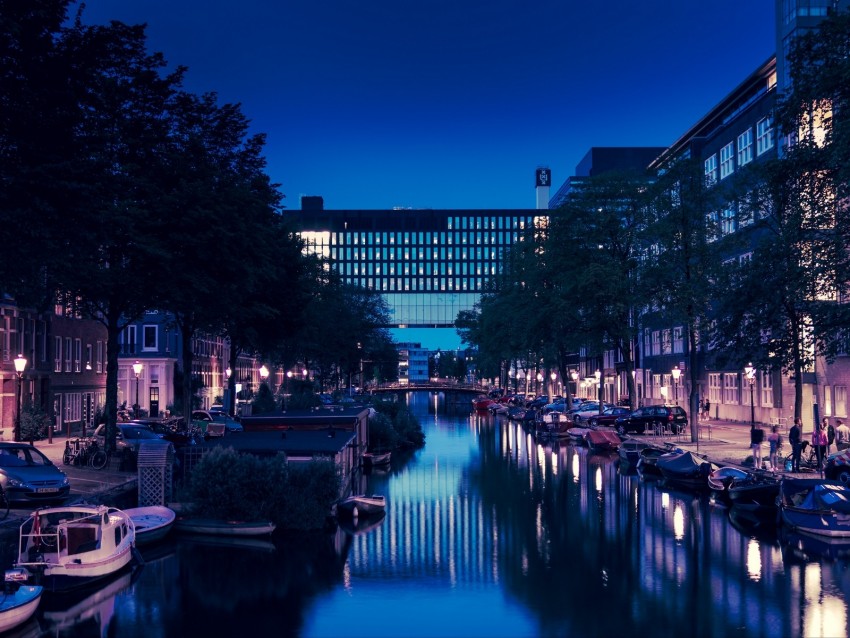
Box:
149 386 160 418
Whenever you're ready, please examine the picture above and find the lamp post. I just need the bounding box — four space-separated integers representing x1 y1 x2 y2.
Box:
595 368 602 415
536 372 543 395
259 364 269 383
744 362 756 428
13 354 26 442
225 367 233 416
671 365 681 405
550 371 557 397
570 369 579 400
132 360 142 418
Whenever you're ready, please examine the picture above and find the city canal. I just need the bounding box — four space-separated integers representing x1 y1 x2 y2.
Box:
21 391 850 637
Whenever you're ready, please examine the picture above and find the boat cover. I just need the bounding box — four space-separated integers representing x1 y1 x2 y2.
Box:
800 483 850 513
657 451 711 477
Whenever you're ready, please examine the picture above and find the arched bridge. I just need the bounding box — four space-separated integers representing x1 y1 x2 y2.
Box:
372 382 488 395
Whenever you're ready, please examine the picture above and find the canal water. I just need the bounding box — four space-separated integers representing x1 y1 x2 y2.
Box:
23 391 850 637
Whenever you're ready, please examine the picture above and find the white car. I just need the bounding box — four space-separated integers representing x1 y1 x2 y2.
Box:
570 402 615 425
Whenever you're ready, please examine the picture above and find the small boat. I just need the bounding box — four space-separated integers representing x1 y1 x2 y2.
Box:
779 478 850 538
174 517 276 537
585 429 621 453
727 471 781 513
336 494 386 518
707 466 750 505
363 449 392 467
0 569 42 634
14 504 136 593
656 450 717 491
637 445 681 478
472 395 493 411
618 439 651 467
124 506 176 546
337 511 386 536
566 427 591 443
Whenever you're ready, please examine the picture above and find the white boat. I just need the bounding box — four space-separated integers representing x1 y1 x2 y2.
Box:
0 569 42 634
174 517 276 537
15 504 137 593
336 494 386 518
124 505 176 546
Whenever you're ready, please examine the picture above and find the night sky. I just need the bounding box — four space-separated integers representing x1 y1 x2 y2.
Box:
77 0 777 211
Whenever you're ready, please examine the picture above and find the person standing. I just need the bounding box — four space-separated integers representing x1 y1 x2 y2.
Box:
767 425 782 472
703 398 711 421
825 418 836 456
836 420 850 451
812 421 828 470
789 417 803 472
750 423 765 470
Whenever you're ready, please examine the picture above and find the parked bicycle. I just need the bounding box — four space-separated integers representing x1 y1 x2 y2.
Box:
783 440 821 472
63 437 109 470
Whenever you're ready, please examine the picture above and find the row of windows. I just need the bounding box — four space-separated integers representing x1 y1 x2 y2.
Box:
343 276 488 292
446 216 533 231
705 117 774 183
707 372 779 408
54 336 104 374
323 231 525 247
333 247 505 261
337 262 498 277
783 0 831 25
643 327 685 357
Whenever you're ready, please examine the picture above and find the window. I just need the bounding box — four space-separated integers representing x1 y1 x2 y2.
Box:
54 336 62 372
97 341 103 373
673 327 684 354
652 331 661 356
123 325 137 355
825 385 832 416
65 338 72 373
86 344 92 371
704 155 717 185
723 373 740 404
737 129 753 166
720 142 735 179
709 373 722 404
835 386 847 417
756 117 774 155
74 338 81 372
721 207 735 236
760 371 773 407
662 329 671 355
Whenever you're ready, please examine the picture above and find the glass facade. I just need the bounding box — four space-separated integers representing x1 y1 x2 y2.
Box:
292 210 538 327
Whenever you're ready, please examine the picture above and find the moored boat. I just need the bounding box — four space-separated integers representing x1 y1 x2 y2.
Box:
585 429 621 453
124 506 176 546
779 478 850 538
14 504 136 593
727 471 781 513
707 466 750 505
336 494 387 518
0 569 42 634
656 450 717 491
472 395 493 411
618 439 651 467
637 446 680 478
174 517 276 537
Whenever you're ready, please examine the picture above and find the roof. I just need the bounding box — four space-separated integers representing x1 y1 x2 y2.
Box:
200 429 357 457
240 407 369 431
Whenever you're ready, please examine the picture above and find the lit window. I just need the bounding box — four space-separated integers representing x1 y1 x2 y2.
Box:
720 142 735 179
756 117 774 155
737 129 753 166
704 155 717 185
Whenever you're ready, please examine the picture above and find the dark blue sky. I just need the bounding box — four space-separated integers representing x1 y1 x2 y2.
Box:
79 0 776 211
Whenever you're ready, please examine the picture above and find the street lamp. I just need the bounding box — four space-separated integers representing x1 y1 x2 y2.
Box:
570 369 579 399
671 365 681 405
744 362 756 428
594 369 602 414
13 354 26 442
259 364 269 382
132 360 142 418
536 372 543 395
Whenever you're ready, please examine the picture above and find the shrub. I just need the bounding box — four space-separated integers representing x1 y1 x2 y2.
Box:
187 447 340 530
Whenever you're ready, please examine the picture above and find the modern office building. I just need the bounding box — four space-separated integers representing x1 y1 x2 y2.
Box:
397 342 430 385
290 204 543 351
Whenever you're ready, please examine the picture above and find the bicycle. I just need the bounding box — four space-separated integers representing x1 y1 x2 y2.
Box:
783 440 821 472
62 437 109 469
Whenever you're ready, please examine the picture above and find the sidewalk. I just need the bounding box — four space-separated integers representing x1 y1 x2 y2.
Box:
636 416 822 477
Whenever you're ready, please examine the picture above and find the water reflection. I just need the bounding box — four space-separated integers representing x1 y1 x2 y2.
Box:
29 391 850 638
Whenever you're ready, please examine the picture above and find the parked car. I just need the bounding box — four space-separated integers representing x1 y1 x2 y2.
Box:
587 406 632 428
0 442 71 503
615 405 688 435
192 410 243 434
93 422 169 454
825 450 850 483
130 418 198 448
570 402 615 425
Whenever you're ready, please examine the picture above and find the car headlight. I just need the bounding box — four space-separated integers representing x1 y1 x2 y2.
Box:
62 476 70 486
6 477 24 488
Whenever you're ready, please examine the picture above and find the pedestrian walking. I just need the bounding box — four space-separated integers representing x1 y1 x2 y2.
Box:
702 398 711 421
789 417 803 472
836 420 850 451
812 421 828 470
767 425 782 472
750 422 765 469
